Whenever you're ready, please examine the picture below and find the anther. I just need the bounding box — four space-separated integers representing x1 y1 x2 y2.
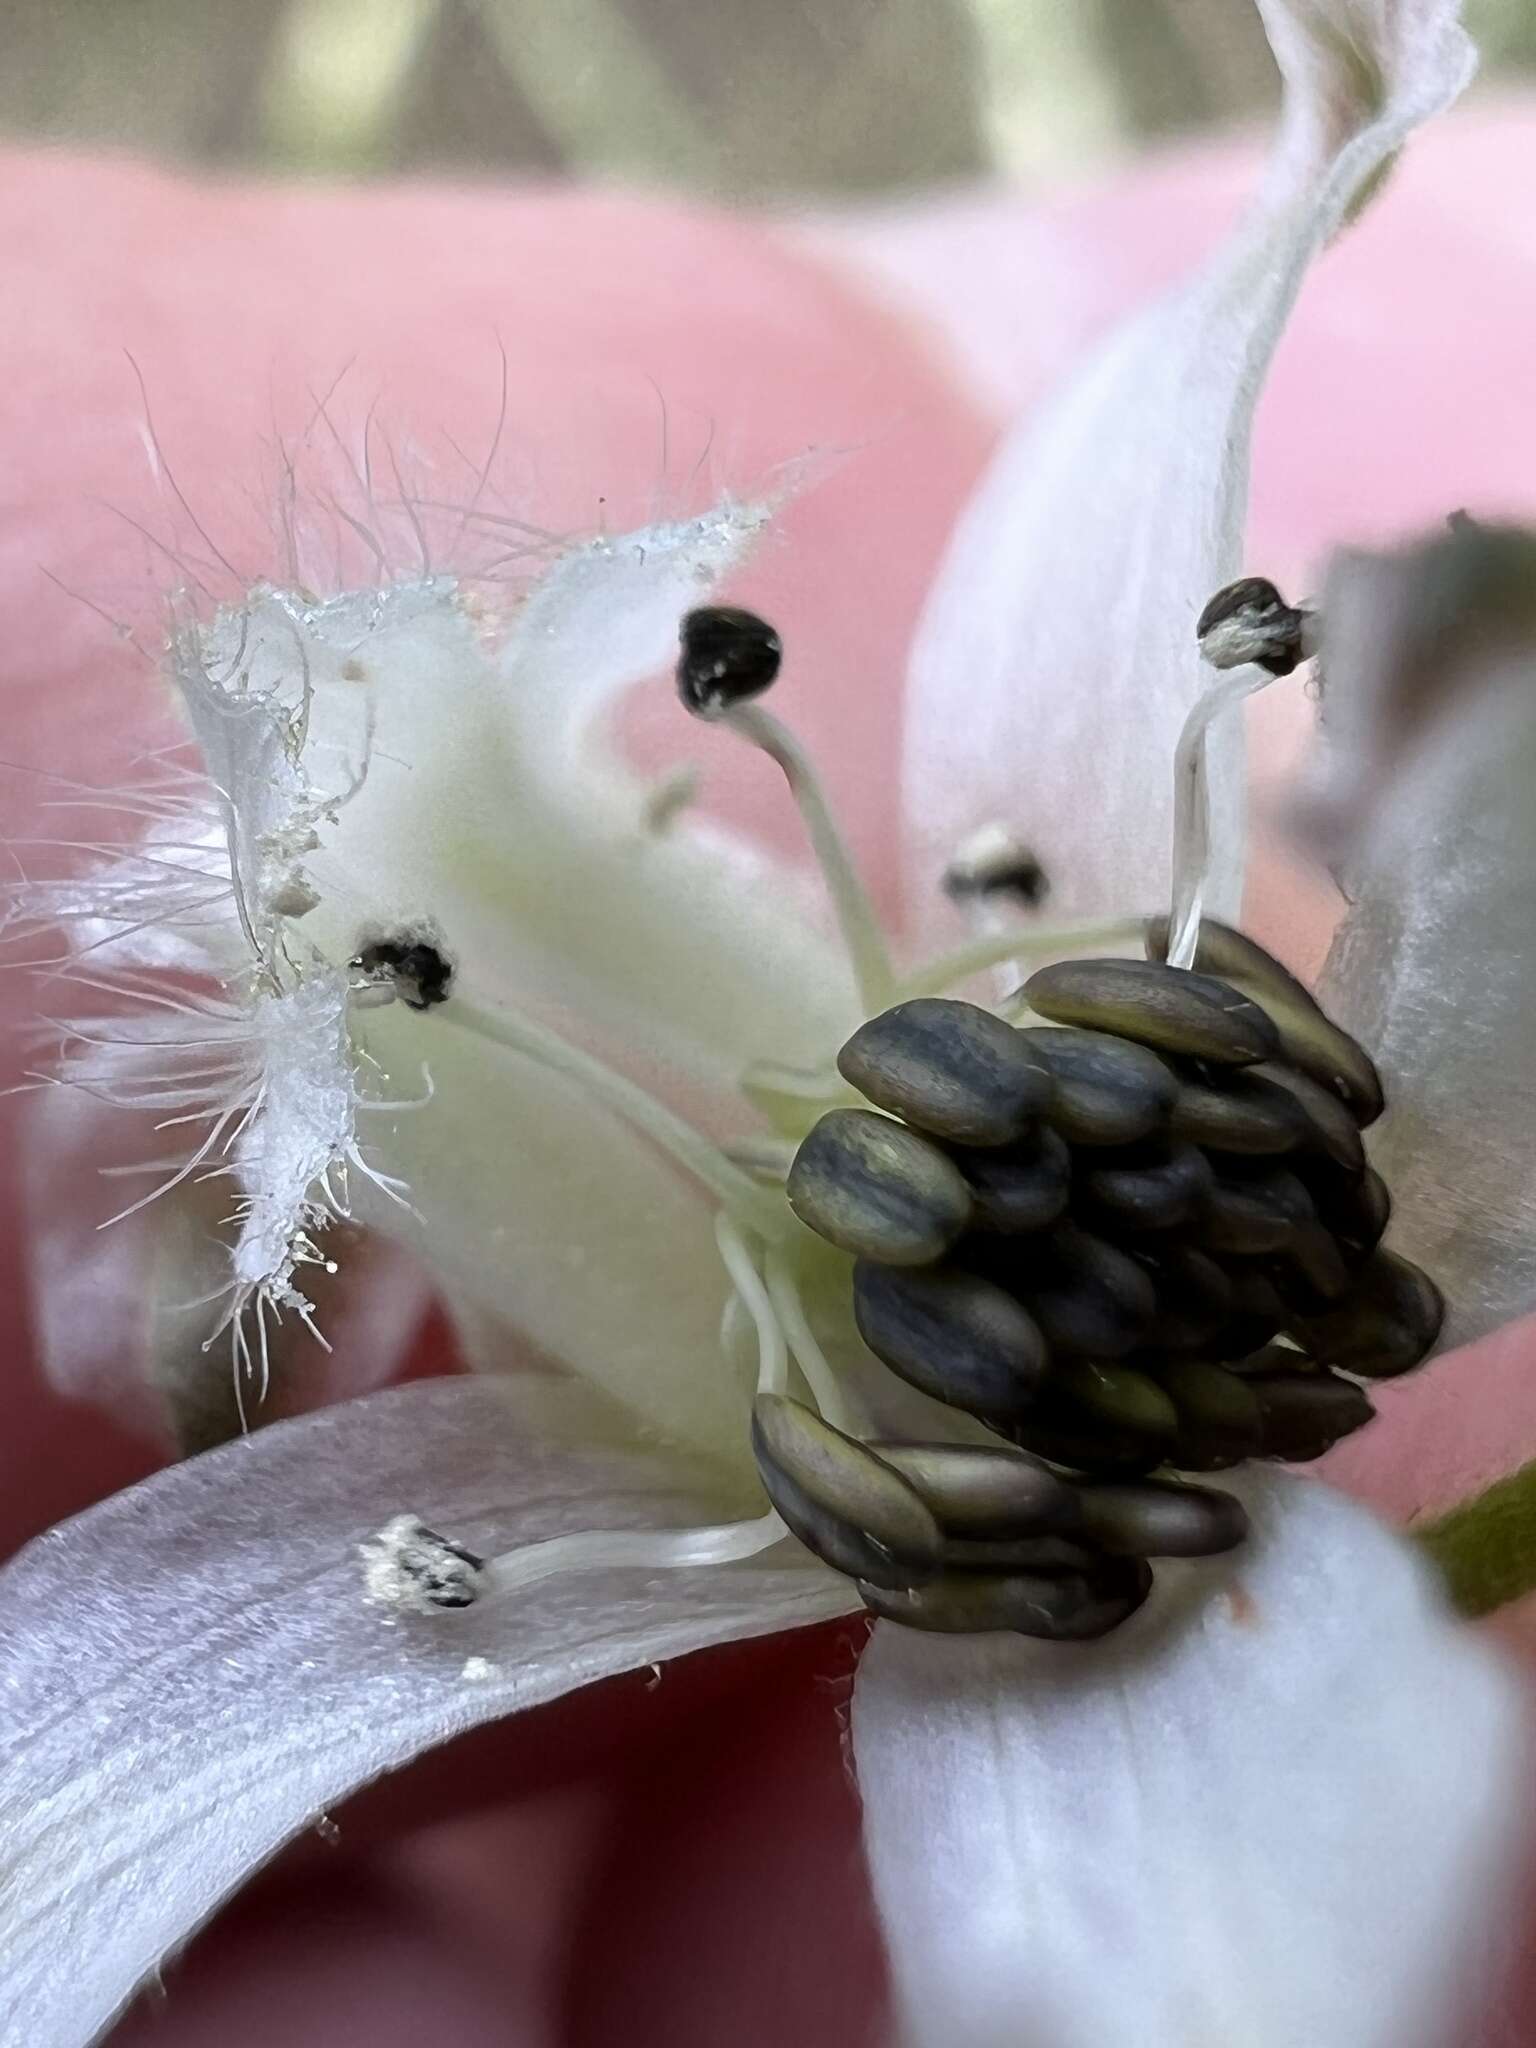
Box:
1243 1062 1365 1171
1200 1165 1315 1255
1247 1369 1375 1462
1196 576 1313 677
1159 1359 1265 1468
836 998 1054 1147
1022 958 1280 1066
870 1440 1084 1536
852 1260 1047 1420
1027 1027 1178 1147
1307 1163 1391 1264
1139 1244 1235 1352
859 1555 1152 1640
1076 1141 1215 1235
353 934 454 1011
1004 1224 1157 1360
1145 917 1383 1123
1054 1359 1178 1443
1076 1478 1248 1558
676 605 783 717
780 917 1438 1598
942 826 1050 908
956 1126 1071 1234
786 1108 973 1266
750 1394 943 1589
360 1514 486 1613
1287 1249 1445 1378
1169 1069 1310 1156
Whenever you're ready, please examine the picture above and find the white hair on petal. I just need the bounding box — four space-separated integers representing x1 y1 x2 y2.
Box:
8 370 784 1391
4 573 460 1361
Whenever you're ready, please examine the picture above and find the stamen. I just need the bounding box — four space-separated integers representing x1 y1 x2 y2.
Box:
941 826 1051 1001
1167 665 1272 971
361 1507 790 1613
444 996 790 1241
899 918 1144 1001
1169 575 1314 972
721 1134 798 1180
1196 576 1312 677
763 1248 862 1436
739 1056 854 1130
942 826 1050 908
722 701 897 1016
715 1210 789 1395
481 1512 788 1597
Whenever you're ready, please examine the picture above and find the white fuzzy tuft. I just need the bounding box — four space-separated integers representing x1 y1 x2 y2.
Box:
5 577 476 1361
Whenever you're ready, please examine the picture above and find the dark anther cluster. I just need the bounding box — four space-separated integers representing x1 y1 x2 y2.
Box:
353 936 454 1010
770 919 1441 1640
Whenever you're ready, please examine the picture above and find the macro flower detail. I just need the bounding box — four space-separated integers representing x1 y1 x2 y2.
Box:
3 4 1529 2046
636 598 1441 1641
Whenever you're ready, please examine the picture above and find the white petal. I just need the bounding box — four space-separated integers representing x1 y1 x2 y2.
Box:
1318 528 1536 1349
21 516 853 1440
854 1469 1529 2048
900 0 1473 936
273 516 851 1092
480 513 858 1085
0 1376 853 2048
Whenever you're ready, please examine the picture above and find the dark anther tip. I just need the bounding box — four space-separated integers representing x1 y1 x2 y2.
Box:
353 934 454 1010
677 605 783 717
942 838 1050 908
1196 576 1311 678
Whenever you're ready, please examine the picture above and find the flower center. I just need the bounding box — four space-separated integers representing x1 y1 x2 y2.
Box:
367 591 1443 1642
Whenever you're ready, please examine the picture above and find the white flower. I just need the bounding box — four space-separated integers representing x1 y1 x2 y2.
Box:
1 5 1527 2047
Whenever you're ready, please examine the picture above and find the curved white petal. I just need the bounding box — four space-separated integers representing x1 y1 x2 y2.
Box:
854 1470 1529 2048
900 0 1474 938
466 510 862 1093
266 515 851 1092
0 1376 853 2048
17 513 851 1432
1318 528 1536 1351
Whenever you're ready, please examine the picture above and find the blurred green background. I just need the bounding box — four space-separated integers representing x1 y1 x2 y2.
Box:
2 0 1531 196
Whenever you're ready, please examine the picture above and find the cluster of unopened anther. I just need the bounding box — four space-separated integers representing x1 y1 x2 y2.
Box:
772 919 1441 1638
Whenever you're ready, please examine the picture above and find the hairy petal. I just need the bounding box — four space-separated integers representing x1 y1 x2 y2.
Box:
19 528 851 1449
900 0 1473 938
854 1470 1528 2048
20 1086 430 1452
184 520 850 1093
0 1377 853 2048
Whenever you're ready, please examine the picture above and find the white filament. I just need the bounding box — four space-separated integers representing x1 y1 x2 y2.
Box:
481 1509 789 1597
900 917 1146 1000
764 1248 861 1436
1167 665 1272 970
722 701 897 1015
714 1209 788 1396
447 994 790 1241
